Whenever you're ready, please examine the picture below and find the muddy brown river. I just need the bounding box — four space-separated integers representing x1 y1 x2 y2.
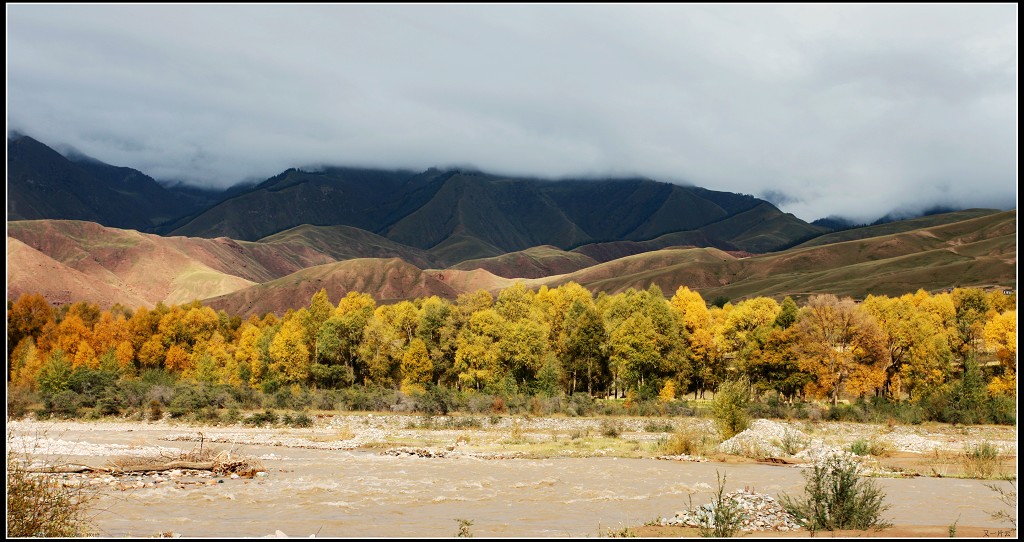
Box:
16 423 1011 538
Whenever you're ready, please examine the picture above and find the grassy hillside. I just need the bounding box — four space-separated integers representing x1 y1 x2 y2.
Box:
794 209 1003 248
448 245 599 279
203 258 464 317
259 224 437 269
552 210 1016 301
11 210 1013 314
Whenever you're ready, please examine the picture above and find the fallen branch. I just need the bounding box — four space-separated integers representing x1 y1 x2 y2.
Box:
26 464 108 474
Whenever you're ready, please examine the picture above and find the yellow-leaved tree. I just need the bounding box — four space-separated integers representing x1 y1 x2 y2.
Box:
400 338 433 395
984 309 1016 396
269 316 311 384
794 294 888 405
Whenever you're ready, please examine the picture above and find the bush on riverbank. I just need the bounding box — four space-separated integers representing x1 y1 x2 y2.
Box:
9 375 1014 427
780 453 892 532
6 449 95 537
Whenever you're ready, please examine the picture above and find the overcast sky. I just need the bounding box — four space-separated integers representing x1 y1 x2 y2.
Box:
7 4 1018 223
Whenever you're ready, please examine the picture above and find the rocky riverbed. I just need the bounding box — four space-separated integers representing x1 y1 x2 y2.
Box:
6 415 1018 538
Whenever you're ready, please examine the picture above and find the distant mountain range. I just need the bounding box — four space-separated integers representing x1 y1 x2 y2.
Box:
6 134 1016 315
6 135 228 231
9 134 827 264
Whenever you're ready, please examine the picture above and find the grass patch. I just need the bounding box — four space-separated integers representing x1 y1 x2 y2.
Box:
962 441 1002 479
849 437 892 458
659 425 714 456
600 419 625 438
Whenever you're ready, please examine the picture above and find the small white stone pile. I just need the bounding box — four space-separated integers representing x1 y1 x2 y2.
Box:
716 419 807 457
661 489 803 532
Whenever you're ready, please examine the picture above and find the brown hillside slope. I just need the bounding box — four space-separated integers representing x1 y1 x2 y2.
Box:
203 258 471 317
448 245 599 279
6 220 279 307
7 237 151 308
258 224 437 269
549 210 1016 301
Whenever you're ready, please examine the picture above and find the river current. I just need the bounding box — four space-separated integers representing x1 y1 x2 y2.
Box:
51 431 1004 538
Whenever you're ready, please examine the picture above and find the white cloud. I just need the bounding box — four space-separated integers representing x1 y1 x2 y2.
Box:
6 4 1017 222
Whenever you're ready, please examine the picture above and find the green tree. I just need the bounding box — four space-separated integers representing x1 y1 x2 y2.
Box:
37 350 73 394
608 313 661 394
358 315 403 387
712 378 750 439
558 300 608 395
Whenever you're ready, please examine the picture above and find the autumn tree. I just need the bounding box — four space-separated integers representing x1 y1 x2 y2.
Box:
950 287 990 363
608 313 662 394
793 294 889 405
268 316 311 384
669 286 721 398
497 318 549 389
400 338 433 395
358 311 403 387
7 293 54 372
235 323 265 387
10 337 44 390
454 308 504 391
984 309 1017 396
416 296 457 386
495 282 536 323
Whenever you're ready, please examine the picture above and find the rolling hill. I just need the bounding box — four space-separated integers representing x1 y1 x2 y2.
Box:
7 209 1014 316
549 210 1017 302
448 245 599 279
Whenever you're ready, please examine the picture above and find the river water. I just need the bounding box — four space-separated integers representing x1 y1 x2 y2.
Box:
32 427 1007 538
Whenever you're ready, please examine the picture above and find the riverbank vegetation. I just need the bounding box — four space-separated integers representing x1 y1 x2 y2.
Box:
7 284 1015 427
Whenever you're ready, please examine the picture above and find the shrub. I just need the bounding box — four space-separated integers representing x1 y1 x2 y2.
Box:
644 420 675 433
243 409 279 427
698 472 746 538
7 386 37 420
45 390 83 418
168 385 209 418
600 419 624 438
847 437 885 457
284 411 311 428
660 425 709 456
6 450 95 536
712 380 750 439
147 399 164 421
778 429 809 456
443 416 482 429
985 395 1016 425
417 384 456 416
780 454 892 531
962 441 1001 479
566 393 596 417
986 481 1017 529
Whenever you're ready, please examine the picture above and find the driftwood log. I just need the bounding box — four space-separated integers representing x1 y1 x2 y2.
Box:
27 461 221 474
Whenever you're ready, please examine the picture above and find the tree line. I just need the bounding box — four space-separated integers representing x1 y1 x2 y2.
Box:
7 283 1016 412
